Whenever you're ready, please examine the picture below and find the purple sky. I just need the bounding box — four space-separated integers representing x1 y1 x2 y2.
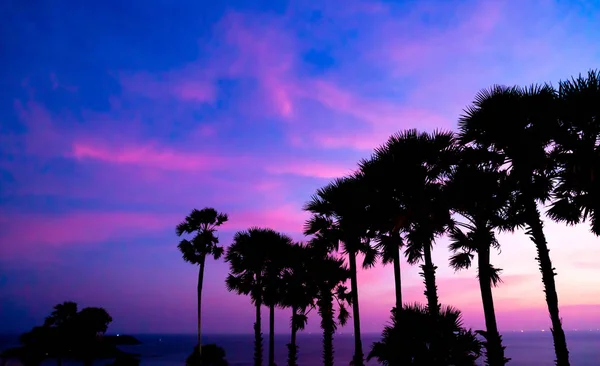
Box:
1 0 600 335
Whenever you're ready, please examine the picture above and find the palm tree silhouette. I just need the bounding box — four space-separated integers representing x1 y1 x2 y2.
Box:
374 130 456 318
262 231 294 366
459 84 570 366
446 147 513 366
176 207 228 362
280 243 313 366
305 240 352 366
304 176 378 366
225 227 291 366
548 70 600 235
367 304 482 366
359 154 408 310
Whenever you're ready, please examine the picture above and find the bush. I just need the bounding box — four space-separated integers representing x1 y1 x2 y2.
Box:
367 303 482 366
186 344 229 366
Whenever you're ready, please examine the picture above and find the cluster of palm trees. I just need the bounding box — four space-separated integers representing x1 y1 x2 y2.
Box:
177 70 599 366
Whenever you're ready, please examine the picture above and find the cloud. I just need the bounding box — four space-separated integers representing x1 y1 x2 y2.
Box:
0 211 177 259
227 204 309 236
119 71 216 104
71 142 229 171
12 100 73 157
265 160 357 179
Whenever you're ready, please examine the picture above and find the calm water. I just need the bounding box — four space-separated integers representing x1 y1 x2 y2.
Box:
1 332 600 365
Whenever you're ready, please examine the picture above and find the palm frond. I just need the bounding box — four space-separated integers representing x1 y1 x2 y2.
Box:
337 304 350 326
449 251 474 271
361 242 379 269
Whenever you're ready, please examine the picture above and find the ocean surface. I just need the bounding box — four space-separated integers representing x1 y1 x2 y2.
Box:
1 332 599 365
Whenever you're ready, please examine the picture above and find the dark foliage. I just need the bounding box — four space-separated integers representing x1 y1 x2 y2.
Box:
304 174 378 366
186 344 229 366
459 83 570 366
367 304 482 366
225 227 293 366
1 302 131 366
549 70 600 235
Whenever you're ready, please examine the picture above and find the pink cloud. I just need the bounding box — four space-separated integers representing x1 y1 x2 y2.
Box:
229 204 308 235
374 2 504 76
71 142 229 171
3 157 287 209
289 79 451 149
266 160 357 179
13 100 73 157
119 71 216 103
118 12 297 119
216 12 297 118
0 211 177 259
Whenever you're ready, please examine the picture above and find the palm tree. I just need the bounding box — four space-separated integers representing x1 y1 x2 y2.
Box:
548 70 600 235
359 155 408 310
225 227 292 366
459 84 570 366
306 241 352 366
280 244 313 366
367 303 482 366
369 130 457 317
304 176 378 366
446 147 512 366
262 232 294 366
177 208 228 362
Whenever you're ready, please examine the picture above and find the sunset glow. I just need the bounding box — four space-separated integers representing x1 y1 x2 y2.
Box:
1 0 600 335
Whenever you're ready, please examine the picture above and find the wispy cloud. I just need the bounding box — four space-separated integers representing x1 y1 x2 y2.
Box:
71 142 228 171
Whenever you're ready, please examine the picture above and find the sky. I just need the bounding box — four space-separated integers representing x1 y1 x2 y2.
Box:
1 0 600 336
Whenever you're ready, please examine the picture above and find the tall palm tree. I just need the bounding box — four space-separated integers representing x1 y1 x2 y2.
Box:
262 232 294 366
446 148 513 366
225 227 292 366
371 129 457 317
306 240 352 366
177 208 228 362
304 176 378 366
548 70 600 235
359 155 408 310
280 244 313 366
459 84 570 366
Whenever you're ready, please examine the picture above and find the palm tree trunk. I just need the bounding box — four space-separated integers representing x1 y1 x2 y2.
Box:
348 249 364 366
421 244 440 317
197 256 206 363
319 293 335 366
254 299 264 366
478 245 506 366
392 231 403 310
525 200 570 366
269 304 276 366
287 307 298 366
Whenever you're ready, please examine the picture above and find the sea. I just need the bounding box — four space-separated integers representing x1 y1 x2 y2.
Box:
1 332 599 365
